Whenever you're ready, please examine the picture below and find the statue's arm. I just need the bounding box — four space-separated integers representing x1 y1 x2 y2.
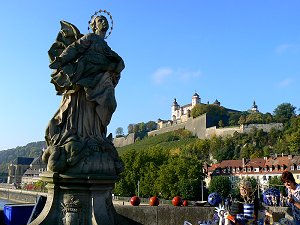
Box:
49 34 92 69
109 50 125 73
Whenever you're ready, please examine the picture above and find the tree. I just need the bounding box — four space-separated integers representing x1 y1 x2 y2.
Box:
268 176 285 195
127 124 134 134
208 176 231 199
190 104 206 118
218 120 224 128
229 112 242 126
245 112 263 124
156 155 204 200
146 121 157 131
238 115 246 125
273 103 296 123
115 127 124 137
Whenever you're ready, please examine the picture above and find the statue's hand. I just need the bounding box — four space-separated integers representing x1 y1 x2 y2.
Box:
49 57 63 69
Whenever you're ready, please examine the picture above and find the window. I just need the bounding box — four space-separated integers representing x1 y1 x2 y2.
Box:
243 168 246 172
263 175 267 181
297 166 300 170
291 166 295 171
263 168 267 172
247 168 251 172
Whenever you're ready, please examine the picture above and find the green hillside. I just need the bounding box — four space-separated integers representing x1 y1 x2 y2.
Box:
117 129 198 155
0 141 46 175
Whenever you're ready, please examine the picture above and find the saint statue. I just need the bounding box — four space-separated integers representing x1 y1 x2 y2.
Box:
42 11 125 175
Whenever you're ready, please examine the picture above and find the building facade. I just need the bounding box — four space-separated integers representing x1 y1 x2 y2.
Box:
205 154 299 190
7 157 35 184
21 155 47 184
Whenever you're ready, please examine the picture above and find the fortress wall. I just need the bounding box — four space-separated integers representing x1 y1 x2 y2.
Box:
242 123 283 133
113 133 136 148
185 114 207 139
214 126 242 137
148 123 186 137
205 126 217 138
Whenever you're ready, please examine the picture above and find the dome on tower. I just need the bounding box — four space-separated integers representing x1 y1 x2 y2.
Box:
213 99 220 106
172 98 179 106
251 100 258 112
192 92 199 98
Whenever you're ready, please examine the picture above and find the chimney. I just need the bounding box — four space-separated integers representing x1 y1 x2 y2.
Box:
242 158 245 167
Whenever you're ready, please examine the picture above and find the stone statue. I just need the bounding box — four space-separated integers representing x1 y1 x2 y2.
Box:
42 13 125 175
29 11 132 225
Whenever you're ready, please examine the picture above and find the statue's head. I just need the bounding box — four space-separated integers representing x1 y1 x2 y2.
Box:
90 16 109 34
88 10 113 39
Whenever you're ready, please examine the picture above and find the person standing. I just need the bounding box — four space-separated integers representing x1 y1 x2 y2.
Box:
281 171 300 225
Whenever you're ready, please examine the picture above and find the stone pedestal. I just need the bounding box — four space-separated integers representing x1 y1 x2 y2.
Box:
29 172 120 225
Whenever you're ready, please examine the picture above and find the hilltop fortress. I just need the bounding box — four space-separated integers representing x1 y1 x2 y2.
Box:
114 93 282 147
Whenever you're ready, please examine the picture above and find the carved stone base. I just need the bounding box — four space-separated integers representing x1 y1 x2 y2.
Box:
29 172 120 225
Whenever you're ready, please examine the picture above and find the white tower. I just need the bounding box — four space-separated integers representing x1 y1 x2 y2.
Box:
171 98 180 120
251 100 259 112
192 92 200 107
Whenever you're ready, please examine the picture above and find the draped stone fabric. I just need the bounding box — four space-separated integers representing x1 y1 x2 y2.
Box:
43 20 125 174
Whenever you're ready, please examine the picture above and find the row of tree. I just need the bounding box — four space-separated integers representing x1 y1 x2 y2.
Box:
114 146 205 200
115 121 157 137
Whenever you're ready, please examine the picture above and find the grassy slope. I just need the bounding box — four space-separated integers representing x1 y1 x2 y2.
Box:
117 129 198 155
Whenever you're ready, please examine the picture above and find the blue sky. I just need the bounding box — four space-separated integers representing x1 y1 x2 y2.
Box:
0 0 299 150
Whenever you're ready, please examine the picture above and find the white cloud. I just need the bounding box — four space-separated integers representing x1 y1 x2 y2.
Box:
275 43 300 54
178 69 202 82
151 67 202 85
277 78 293 88
275 44 292 54
152 67 173 84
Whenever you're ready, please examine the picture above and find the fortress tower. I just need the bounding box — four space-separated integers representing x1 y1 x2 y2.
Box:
192 92 200 106
171 92 201 121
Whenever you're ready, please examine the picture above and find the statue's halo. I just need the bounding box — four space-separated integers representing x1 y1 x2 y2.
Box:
88 9 113 39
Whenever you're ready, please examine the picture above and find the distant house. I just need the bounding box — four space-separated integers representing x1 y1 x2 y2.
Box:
21 155 47 184
7 157 35 184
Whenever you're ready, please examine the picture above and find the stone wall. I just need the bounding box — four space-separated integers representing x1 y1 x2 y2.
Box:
0 188 46 203
113 133 136 148
148 123 186 137
242 123 283 133
115 205 215 225
205 126 242 139
185 114 207 139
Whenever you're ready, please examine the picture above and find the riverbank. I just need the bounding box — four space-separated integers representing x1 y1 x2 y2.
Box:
0 187 46 203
